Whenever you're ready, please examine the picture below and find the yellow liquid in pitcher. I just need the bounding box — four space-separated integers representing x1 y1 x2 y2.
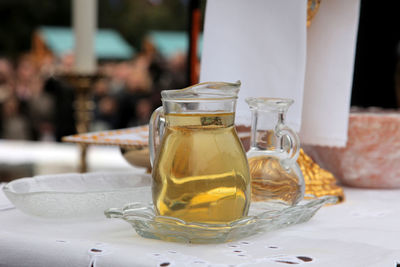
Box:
152 113 250 224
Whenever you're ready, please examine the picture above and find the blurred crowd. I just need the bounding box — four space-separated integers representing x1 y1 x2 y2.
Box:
0 40 189 142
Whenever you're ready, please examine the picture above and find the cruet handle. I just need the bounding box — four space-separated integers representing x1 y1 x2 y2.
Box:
149 107 165 167
276 124 300 170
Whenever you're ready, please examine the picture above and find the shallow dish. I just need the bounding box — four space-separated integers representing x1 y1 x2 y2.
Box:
62 126 151 169
105 195 337 244
62 126 148 148
3 171 152 218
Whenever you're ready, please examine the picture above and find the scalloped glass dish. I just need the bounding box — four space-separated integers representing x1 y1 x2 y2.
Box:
2 172 152 218
105 195 337 243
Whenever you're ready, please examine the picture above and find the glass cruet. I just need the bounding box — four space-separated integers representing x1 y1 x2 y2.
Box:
148 81 251 224
245 97 305 206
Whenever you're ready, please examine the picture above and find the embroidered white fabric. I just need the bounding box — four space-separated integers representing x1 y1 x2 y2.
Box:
0 186 399 267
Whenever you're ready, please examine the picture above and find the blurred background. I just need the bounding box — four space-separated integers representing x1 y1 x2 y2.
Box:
0 0 399 142
0 0 398 180
0 0 207 180
0 0 204 143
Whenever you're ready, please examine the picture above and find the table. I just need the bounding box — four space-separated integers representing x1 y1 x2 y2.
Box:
1 182 399 267
0 140 134 179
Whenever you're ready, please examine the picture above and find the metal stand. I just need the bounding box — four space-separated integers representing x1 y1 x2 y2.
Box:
59 74 97 172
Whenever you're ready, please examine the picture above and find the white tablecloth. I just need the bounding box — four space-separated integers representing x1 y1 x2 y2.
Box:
1 184 399 267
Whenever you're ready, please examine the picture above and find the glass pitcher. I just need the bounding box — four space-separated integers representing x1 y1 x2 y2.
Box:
149 81 251 224
246 97 305 206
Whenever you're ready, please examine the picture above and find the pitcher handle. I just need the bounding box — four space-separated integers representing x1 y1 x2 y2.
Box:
276 125 300 171
149 107 165 167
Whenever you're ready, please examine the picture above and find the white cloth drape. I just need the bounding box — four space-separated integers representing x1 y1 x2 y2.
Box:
300 0 361 146
200 0 360 147
200 0 307 132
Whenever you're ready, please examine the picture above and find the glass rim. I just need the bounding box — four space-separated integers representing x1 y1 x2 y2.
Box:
161 81 241 101
245 97 294 111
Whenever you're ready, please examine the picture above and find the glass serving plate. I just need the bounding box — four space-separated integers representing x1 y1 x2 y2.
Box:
3 172 152 218
105 195 337 244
